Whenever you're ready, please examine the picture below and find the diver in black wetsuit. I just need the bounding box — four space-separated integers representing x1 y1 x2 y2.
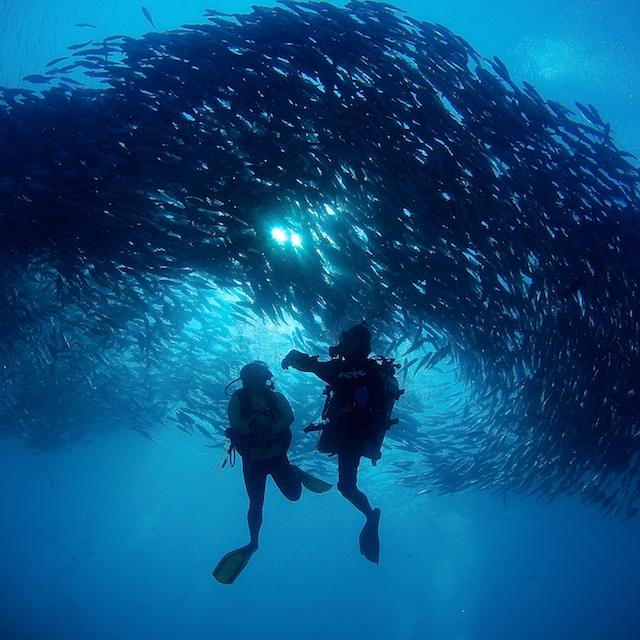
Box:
281 323 401 565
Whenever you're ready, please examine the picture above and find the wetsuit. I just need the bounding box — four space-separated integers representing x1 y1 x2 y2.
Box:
227 387 301 545
283 353 388 517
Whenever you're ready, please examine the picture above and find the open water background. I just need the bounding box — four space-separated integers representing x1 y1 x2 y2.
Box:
2 1 640 639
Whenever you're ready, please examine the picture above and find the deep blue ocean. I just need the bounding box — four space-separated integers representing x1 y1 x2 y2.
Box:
2 1 640 639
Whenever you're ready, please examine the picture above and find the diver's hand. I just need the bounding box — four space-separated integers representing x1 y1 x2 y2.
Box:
281 349 308 370
224 428 239 448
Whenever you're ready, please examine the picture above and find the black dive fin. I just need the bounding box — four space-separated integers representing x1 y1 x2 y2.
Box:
212 544 258 585
359 508 381 565
297 468 333 494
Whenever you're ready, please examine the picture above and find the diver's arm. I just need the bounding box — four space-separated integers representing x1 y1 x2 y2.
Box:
281 350 337 383
226 394 249 432
281 349 317 372
225 395 255 453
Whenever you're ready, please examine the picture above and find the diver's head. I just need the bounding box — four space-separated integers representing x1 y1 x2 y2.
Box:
329 322 371 362
239 360 274 389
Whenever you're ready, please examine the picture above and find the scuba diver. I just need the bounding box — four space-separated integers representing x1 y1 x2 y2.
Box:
212 360 332 585
281 322 402 565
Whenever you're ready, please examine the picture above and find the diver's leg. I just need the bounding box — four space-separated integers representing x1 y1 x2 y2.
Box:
242 458 268 547
270 454 302 502
337 452 375 520
338 452 381 564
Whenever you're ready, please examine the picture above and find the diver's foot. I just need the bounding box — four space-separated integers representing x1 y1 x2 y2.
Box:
359 508 381 565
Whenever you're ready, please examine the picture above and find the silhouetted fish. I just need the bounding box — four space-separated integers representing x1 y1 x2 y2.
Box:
1 0 639 518
141 6 156 30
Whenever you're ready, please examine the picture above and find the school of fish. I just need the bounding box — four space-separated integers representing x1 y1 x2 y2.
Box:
1 0 639 519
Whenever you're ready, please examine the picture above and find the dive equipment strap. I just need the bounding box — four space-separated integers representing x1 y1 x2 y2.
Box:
215 441 236 478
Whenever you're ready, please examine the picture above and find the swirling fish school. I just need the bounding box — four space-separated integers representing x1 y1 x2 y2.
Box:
0 0 639 519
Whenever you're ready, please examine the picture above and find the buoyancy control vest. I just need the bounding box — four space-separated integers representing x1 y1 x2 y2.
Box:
318 356 403 463
227 387 292 460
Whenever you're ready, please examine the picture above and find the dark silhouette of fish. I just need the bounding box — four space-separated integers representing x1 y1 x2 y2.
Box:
1 0 640 519
22 74 51 84
66 39 93 50
141 6 156 30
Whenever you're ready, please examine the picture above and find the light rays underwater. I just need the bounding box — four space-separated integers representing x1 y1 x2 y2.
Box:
3 2 640 639
2 0 639 517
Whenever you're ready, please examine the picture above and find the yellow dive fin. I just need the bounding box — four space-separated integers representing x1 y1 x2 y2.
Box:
297 468 333 494
212 543 258 585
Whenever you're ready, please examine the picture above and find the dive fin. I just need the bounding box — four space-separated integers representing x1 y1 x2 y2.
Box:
296 468 333 494
359 508 381 565
212 543 258 585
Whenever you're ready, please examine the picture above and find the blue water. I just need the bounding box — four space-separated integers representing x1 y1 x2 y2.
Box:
3 429 640 640
2 1 640 639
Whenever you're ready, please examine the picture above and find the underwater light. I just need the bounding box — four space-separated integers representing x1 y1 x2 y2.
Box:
271 227 303 248
271 227 288 243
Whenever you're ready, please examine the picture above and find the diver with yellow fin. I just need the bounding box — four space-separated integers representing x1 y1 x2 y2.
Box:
212 361 331 585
